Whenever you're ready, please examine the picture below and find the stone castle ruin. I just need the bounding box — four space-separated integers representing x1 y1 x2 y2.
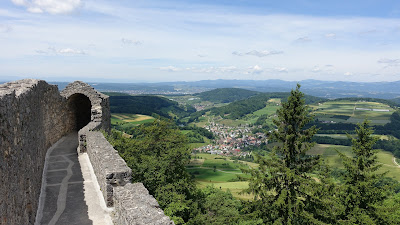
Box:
0 79 173 225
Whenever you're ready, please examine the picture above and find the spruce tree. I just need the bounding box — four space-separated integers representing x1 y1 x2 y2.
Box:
244 84 325 224
338 120 387 224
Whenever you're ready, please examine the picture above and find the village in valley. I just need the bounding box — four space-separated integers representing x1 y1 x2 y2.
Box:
193 119 269 157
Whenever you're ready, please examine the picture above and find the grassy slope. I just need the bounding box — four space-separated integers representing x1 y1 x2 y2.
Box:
187 153 256 199
190 143 400 200
111 113 155 127
309 144 400 181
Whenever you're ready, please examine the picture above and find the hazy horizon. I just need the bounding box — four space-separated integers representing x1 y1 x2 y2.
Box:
1 0 400 82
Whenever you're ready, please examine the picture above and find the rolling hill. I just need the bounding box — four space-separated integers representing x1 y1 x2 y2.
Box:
195 88 260 103
109 95 196 118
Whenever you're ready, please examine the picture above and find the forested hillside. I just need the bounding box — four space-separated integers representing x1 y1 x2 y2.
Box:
209 92 323 120
109 95 196 118
195 88 259 103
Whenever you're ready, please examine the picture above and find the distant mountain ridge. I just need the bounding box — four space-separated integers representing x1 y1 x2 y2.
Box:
45 79 400 99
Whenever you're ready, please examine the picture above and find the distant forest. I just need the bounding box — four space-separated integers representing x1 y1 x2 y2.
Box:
195 88 259 103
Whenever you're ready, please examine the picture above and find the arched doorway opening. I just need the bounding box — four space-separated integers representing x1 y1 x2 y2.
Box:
67 93 92 130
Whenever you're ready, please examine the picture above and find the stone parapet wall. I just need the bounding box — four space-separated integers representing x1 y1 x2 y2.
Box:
0 79 73 225
113 183 175 225
85 131 132 207
0 79 172 225
84 130 174 224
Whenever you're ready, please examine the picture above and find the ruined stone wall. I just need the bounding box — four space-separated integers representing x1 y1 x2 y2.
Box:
84 131 174 224
85 131 132 207
0 79 172 225
0 79 74 225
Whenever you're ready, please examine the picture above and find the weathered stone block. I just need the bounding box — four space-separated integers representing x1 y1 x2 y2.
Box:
113 183 174 225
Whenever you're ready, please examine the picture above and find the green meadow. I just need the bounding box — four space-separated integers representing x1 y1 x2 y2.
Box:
311 100 393 125
190 143 400 200
187 153 256 199
308 144 400 181
111 113 155 129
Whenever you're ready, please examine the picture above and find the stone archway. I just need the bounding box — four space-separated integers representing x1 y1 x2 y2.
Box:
60 81 110 132
67 93 92 130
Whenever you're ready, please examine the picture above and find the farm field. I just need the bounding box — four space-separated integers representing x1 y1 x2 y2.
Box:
311 100 393 125
192 102 280 128
187 153 256 199
315 134 394 140
111 113 155 127
308 144 400 181
191 145 400 200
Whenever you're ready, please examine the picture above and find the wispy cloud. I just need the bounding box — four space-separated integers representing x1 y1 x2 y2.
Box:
294 36 312 43
311 67 321 72
358 29 378 36
232 50 283 57
248 65 263 74
378 58 400 68
274 67 288 73
121 38 142 45
325 33 336 38
0 24 12 33
36 47 86 55
11 0 82 14
159 66 181 72
344 72 353 76
160 65 242 74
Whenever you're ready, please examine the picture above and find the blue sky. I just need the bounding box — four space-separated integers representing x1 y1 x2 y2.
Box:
1 0 400 82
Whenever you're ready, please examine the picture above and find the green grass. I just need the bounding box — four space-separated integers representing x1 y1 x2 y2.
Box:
311 100 394 125
187 154 254 199
252 104 280 117
191 146 400 200
111 113 155 125
196 180 253 200
188 167 242 182
376 151 400 181
316 134 395 140
307 143 400 181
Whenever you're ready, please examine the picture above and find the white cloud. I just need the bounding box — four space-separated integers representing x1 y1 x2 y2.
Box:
218 66 238 73
295 36 312 43
58 48 85 54
11 0 27 6
233 50 283 57
36 46 86 55
11 0 82 14
160 66 182 72
275 67 288 73
121 38 142 45
160 65 242 74
344 72 353 76
0 24 12 33
325 33 336 38
378 58 400 68
248 65 263 74
311 67 321 72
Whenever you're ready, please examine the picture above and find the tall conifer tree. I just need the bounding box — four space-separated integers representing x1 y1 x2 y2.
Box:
338 120 387 224
244 84 323 224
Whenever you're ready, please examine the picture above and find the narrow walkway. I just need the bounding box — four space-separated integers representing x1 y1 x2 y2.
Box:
35 132 112 225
